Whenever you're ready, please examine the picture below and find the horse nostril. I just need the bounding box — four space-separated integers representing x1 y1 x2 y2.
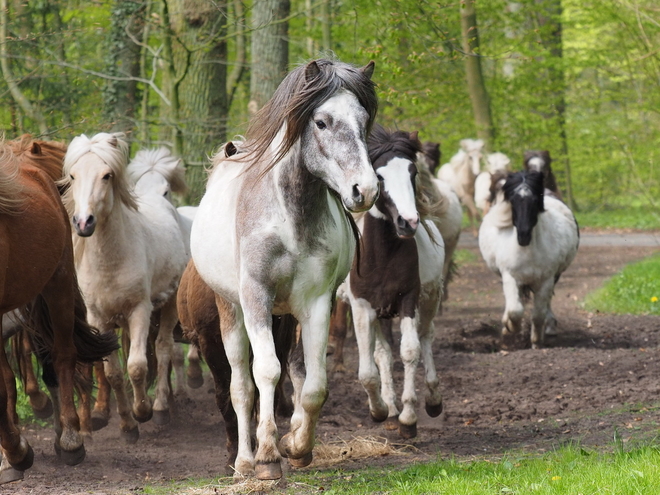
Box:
397 216 408 230
88 215 95 225
352 184 364 205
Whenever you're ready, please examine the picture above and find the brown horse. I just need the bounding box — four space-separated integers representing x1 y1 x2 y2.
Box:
0 137 118 484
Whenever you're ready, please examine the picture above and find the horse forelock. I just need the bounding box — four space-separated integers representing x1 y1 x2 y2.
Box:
129 147 187 194
61 132 137 212
244 59 378 176
368 125 420 166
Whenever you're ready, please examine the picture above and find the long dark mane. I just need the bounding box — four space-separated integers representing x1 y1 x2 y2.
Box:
243 58 378 175
367 124 420 165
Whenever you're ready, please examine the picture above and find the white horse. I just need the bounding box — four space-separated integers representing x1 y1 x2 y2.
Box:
127 147 204 391
190 59 379 480
61 133 188 443
474 151 512 213
341 126 445 439
437 138 484 229
479 171 579 348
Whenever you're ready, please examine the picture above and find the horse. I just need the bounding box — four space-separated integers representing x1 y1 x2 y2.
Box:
474 151 512 214
60 132 189 443
127 147 204 392
0 138 118 484
339 125 445 438
419 141 441 175
190 58 379 480
523 150 562 200
478 171 579 348
436 138 484 229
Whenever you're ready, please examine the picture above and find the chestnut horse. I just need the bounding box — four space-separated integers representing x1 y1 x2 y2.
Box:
0 137 118 484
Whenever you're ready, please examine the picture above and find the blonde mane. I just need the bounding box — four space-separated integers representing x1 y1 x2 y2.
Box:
128 147 188 195
0 142 24 214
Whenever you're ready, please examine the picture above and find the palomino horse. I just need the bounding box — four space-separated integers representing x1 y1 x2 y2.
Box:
474 151 512 214
479 171 579 348
339 125 445 438
524 150 562 200
61 133 188 443
0 138 118 483
127 147 204 391
190 59 379 480
436 138 484 229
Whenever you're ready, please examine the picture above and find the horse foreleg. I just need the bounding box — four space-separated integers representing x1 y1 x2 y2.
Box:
0 333 33 477
125 302 153 425
171 343 186 397
373 323 399 430
153 298 178 425
19 331 52 420
279 295 332 471
398 315 421 439
501 272 524 339
218 299 255 479
185 344 204 389
531 279 555 349
328 299 349 373
351 298 388 422
419 297 443 418
91 361 111 431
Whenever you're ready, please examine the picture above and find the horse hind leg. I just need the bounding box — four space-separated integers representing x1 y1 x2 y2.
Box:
501 273 524 342
328 298 350 374
19 331 53 419
419 301 443 418
91 361 111 430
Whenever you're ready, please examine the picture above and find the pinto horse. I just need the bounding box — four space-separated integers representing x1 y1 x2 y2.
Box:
479 171 579 348
0 138 118 483
339 125 445 438
61 133 188 443
190 59 379 480
523 150 562 200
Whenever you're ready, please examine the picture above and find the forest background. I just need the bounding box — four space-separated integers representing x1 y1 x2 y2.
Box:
1 0 658 215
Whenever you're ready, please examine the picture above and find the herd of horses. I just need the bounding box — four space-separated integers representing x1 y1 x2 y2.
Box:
0 58 580 484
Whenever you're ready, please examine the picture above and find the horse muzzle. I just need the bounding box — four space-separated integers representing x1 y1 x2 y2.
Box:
73 214 97 237
344 182 379 213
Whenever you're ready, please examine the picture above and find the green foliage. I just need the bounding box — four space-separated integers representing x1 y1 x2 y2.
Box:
575 206 660 231
585 253 660 315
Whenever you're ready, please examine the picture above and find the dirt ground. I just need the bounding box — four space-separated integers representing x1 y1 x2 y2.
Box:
8 233 660 494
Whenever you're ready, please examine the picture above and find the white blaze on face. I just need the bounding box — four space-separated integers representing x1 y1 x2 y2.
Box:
527 156 545 173
377 156 418 225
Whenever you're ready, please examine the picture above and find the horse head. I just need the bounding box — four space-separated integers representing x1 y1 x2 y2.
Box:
128 147 187 202
368 125 421 238
245 59 379 213
460 138 485 176
502 171 545 246
62 132 135 237
486 152 511 174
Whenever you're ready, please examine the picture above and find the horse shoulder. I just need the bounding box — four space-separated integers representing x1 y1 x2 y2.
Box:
415 221 445 289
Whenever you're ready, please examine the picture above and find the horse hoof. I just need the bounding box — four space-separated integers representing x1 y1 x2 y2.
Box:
91 412 109 431
255 461 282 480
186 374 204 389
425 401 443 418
120 426 140 445
8 445 34 472
32 396 54 419
384 417 399 431
0 466 23 484
399 422 417 439
370 410 388 423
61 445 86 466
288 452 313 468
132 409 153 424
152 409 170 425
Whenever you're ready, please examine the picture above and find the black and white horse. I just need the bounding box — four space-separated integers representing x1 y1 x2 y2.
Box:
524 150 562 200
478 171 579 348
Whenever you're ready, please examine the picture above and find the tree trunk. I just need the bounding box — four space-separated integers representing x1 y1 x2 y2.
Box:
249 0 290 114
460 0 494 149
167 0 228 204
320 0 331 52
226 0 247 109
536 0 576 209
0 0 49 136
103 0 146 137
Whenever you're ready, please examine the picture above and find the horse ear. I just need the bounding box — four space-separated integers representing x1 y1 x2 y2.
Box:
108 136 118 148
305 61 321 82
360 61 375 80
31 142 42 155
409 131 420 143
225 141 238 157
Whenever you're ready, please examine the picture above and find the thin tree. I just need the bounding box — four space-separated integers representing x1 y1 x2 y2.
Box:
460 0 494 148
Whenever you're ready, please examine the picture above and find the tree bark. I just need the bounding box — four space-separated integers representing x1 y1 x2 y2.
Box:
103 0 146 137
249 0 290 114
226 0 246 109
460 0 494 149
320 0 331 52
536 0 576 209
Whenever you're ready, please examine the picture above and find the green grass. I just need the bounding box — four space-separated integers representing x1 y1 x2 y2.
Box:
574 206 660 231
584 253 660 315
140 444 660 494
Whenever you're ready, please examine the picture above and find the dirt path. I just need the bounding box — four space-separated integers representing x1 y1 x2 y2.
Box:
9 233 660 494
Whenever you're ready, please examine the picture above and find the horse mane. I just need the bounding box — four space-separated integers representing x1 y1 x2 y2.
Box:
420 141 441 175
242 58 378 176
60 132 137 214
0 142 25 214
128 147 188 195
8 135 68 192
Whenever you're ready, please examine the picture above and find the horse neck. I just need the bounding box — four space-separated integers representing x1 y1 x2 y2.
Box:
360 211 417 265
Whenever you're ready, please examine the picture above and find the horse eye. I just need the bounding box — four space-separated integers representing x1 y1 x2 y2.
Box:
102 173 112 181
69 174 75 181
315 120 327 130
